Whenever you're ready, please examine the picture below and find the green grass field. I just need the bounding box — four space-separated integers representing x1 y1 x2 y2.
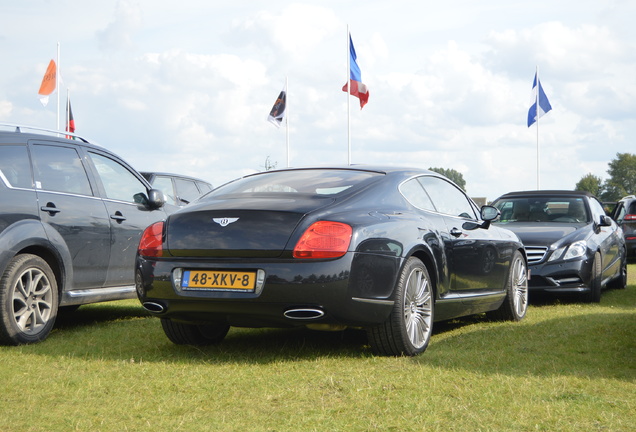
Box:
1 265 634 432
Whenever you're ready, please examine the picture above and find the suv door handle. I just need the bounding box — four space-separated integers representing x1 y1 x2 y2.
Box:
110 211 126 223
41 203 61 215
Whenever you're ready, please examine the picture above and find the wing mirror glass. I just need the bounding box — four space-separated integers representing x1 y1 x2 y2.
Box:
481 205 500 221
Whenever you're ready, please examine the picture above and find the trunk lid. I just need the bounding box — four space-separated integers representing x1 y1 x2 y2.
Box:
165 195 334 257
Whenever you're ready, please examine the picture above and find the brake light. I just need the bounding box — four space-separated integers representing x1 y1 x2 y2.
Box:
138 221 164 257
624 214 636 221
293 221 352 259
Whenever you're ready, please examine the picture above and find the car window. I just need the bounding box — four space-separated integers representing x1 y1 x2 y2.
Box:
197 181 212 193
88 152 148 203
152 176 177 206
174 178 200 204
210 169 382 197
31 144 93 195
614 203 626 222
0 145 32 189
495 197 589 223
417 176 476 219
588 198 606 221
399 178 436 211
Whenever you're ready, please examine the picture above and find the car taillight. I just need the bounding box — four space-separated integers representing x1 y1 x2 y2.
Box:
293 221 352 259
138 221 164 257
624 214 636 221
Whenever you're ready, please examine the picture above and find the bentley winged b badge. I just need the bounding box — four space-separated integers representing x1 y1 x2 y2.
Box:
213 217 239 227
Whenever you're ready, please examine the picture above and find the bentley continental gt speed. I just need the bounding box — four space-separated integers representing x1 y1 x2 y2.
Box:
135 166 528 356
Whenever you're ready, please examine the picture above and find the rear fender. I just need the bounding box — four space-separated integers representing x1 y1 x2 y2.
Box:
0 219 73 296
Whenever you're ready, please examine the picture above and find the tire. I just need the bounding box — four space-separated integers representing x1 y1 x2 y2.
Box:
584 252 602 303
161 318 229 345
366 257 434 356
0 254 59 345
607 252 627 290
488 250 528 321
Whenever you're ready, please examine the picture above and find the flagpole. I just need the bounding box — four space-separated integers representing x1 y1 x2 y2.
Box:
346 25 351 165
56 42 61 132
535 65 540 190
286 76 290 167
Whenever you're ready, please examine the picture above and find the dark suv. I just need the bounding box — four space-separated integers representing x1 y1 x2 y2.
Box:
612 195 636 260
0 124 174 345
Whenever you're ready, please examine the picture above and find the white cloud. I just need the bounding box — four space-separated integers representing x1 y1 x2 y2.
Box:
96 0 143 52
1 0 634 200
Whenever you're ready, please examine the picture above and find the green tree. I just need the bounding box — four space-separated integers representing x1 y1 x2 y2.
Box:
429 167 467 191
601 152 636 201
575 173 603 196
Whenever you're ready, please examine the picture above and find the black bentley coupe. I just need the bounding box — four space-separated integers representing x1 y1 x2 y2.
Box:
135 166 528 356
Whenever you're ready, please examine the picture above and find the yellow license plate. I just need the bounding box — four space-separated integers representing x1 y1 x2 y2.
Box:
182 270 256 290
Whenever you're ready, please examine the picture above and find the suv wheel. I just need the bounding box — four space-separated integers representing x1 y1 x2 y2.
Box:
0 254 59 345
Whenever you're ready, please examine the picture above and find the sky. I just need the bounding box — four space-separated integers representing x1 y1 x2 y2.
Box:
1 0 635 201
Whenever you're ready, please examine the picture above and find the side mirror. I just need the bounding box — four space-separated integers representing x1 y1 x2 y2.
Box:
481 205 500 221
147 188 166 209
599 215 612 227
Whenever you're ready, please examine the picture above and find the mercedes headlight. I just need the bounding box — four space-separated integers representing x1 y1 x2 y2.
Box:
548 240 587 262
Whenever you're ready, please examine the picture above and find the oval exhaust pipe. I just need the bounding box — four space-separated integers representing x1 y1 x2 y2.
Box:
284 308 325 320
142 301 166 314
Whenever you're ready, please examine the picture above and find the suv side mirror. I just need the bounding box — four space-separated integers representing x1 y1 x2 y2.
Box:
147 189 165 209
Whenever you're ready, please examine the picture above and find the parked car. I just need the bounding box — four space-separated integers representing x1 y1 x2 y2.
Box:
492 190 627 302
0 123 174 345
141 171 212 207
135 166 528 356
611 195 636 260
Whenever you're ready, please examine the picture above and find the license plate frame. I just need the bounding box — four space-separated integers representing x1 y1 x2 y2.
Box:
181 269 257 291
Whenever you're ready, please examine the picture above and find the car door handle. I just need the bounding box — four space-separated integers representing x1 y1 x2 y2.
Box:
450 227 463 238
41 203 61 215
110 211 126 223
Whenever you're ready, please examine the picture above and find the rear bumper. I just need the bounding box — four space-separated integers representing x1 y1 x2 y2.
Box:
135 251 402 328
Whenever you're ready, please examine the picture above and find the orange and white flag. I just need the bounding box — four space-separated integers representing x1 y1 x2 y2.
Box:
38 60 57 107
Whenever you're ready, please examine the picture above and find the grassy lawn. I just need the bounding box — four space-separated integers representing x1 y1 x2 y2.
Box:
1 265 634 432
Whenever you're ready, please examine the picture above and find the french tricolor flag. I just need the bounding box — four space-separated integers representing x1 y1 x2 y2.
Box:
342 34 369 109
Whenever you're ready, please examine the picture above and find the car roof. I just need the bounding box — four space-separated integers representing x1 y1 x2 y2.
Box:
240 165 441 178
0 123 96 145
495 190 597 200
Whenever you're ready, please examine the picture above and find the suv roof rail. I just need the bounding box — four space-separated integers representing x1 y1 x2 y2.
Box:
0 122 93 144
621 195 636 200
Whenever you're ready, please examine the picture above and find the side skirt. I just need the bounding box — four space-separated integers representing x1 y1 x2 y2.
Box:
60 285 137 306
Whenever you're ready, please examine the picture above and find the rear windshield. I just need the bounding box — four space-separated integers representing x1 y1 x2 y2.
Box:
494 196 590 223
208 169 383 198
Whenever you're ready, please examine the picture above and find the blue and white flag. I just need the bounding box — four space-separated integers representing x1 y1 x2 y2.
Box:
527 72 552 127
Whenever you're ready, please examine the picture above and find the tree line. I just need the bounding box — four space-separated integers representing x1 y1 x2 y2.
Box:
575 153 636 201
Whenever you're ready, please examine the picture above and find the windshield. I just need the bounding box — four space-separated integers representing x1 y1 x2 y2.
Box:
208 169 383 198
494 196 590 223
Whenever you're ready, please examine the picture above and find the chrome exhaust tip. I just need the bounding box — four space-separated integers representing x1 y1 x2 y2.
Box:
142 301 166 314
283 308 325 320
